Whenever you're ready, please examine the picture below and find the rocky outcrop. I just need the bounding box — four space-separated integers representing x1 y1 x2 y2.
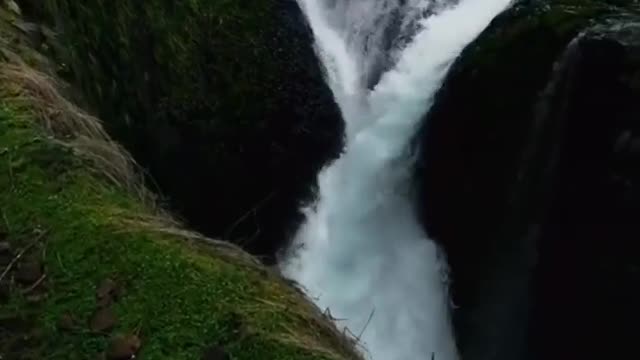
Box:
36 0 342 260
416 1 640 359
529 20 640 360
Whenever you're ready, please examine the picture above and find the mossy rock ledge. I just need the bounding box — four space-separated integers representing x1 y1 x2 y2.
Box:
416 1 640 359
0 7 362 360
27 0 343 258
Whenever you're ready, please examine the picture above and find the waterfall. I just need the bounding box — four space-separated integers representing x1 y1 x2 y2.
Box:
279 1 512 359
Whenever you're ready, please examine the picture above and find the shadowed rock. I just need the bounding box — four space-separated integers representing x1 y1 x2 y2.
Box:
416 1 640 359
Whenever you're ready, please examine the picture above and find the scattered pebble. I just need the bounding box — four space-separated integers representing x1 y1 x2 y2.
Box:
96 278 122 307
89 307 118 333
106 334 141 360
97 278 117 298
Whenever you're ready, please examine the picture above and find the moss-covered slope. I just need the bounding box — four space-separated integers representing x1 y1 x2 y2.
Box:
0 9 361 360
31 0 343 257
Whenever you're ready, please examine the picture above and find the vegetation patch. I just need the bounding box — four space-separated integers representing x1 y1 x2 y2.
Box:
0 8 361 360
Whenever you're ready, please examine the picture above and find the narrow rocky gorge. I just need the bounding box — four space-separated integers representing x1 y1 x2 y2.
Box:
1 0 639 359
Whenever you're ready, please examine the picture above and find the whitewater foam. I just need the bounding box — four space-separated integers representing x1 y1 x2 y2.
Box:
280 1 511 359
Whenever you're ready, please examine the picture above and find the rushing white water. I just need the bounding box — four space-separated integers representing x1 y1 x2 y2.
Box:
280 1 511 359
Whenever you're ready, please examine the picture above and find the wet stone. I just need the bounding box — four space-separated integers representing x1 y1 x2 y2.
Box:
106 334 141 360
89 307 118 333
96 278 123 307
97 279 117 299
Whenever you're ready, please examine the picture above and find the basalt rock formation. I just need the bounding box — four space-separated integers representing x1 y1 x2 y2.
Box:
417 0 640 359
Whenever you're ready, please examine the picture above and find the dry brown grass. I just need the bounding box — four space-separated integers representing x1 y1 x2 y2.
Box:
250 296 367 360
0 61 203 246
113 210 267 269
0 63 146 189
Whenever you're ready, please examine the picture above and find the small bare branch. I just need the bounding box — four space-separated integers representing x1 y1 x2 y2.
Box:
20 273 46 294
357 308 376 340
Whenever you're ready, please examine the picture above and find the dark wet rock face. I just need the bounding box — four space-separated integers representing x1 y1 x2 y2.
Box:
106 334 141 360
417 1 640 359
529 21 640 360
43 0 343 263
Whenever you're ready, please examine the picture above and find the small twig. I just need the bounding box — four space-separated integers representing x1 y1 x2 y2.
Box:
41 235 48 262
238 225 261 248
56 252 69 276
323 307 347 321
7 153 15 190
343 326 359 340
20 273 46 294
133 319 144 336
1 210 10 233
357 308 376 340
224 191 275 239
0 243 35 282
0 230 48 283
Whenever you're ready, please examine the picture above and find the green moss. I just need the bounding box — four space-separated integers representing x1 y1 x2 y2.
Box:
0 101 359 360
